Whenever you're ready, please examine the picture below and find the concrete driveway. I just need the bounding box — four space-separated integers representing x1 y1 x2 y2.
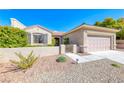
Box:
89 50 124 64
66 50 124 64
66 53 104 63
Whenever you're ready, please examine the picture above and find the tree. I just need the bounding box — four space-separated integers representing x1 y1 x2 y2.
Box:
94 21 102 26
95 18 116 28
0 26 28 47
94 17 124 40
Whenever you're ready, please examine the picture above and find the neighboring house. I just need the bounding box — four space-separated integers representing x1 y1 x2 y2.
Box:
11 18 53 45
10 18 119 52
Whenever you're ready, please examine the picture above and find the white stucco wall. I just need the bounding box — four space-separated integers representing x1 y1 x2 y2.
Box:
0 47 59 63
63 29 84 45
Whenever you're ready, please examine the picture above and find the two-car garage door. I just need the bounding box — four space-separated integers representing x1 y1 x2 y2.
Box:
87 36 111 52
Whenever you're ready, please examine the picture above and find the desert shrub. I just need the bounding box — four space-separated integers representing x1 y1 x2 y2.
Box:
26 44 43 47
47 44 54 46
63 37 69 44
11 51 38 69
0 26 28 48
56 56 67 62
26 44 54 47
111 64 121 68
52 37 56 46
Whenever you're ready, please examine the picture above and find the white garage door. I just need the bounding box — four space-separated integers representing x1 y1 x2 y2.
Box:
87 36 111 52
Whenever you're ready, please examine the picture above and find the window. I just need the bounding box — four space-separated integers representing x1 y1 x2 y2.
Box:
33 33 47 44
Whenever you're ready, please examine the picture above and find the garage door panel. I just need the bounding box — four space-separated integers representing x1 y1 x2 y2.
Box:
87 36 110 52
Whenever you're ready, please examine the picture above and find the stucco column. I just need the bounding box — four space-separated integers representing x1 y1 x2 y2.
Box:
81 30 88 53
73 44 77 53
59 36 62 45
110 36 113 49
60 44 65 54
113 34 116 50
110 34 116 50
30 33 33 45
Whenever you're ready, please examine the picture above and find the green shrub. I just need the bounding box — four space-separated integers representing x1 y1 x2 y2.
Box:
0 26 28 48
26 44 54 47
26 44 42 47
11 51 38 69
63 37 69 44
56 56 67 62
52 37 56 46
47 44 54 46
111 64 121 68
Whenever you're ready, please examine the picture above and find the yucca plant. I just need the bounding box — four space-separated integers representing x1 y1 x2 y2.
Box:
11 51 38 70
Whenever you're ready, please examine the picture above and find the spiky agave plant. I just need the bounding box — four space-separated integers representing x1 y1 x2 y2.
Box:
11 51 38 69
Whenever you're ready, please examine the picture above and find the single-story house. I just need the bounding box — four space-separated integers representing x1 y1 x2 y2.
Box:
10 18 119 52
63 25 119 52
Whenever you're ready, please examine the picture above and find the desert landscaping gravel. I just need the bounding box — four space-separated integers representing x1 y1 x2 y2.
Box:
23 56 124 83
0 55 124 83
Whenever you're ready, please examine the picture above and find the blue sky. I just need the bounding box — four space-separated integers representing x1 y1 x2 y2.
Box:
0 9 124 32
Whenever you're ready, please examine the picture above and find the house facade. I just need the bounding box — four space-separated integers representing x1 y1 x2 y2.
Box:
63 25 118 52
10 18 119 52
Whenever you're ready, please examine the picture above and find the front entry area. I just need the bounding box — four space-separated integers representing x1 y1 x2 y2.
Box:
87 36 111 52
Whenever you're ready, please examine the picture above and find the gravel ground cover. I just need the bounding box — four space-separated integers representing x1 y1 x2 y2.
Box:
0 55 124 83
0 63 24 83
23 56 124 83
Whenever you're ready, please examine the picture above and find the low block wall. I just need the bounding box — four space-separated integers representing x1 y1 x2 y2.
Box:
116 40 124 49
65 44 77 53
0 47 59 63
66 45 73 52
